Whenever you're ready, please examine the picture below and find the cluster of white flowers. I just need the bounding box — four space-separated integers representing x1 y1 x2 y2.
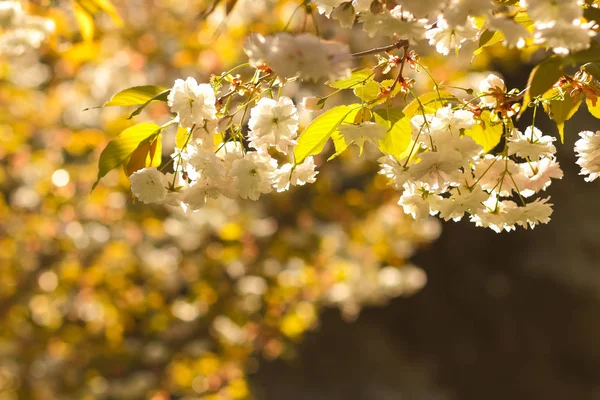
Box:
129 77 318 209
313 0 597 56
523 0 597 55
575 130 600 182
379 74 563 232
0 0 55 55
244 32 352 82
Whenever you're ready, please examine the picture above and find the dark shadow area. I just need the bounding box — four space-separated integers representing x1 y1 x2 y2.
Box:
251 80 600 400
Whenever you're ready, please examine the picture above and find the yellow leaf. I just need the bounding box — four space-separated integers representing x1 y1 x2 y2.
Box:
586 97 600 119
73 2 94 42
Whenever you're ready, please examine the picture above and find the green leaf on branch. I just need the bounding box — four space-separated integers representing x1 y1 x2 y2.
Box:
373 107 411 158
465 110 503 152
354 81 381 102
521 56 564 114
327 69 375 89
104 85 169 107
543 88 582 142
92 122 162 190
402 91 456 117
295 104 361 163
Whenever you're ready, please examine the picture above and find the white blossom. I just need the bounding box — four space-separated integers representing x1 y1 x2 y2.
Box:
507 127 557 161
248 96 299 154
245 33 351 82
425 17 479 55
338 122 387 150
273 157 319 192
534 19 596 55
359 8 427 42
398 184 438 220
436 185 488 221
518 158 563 196
167 78 217 129
228 152 277 200
129 168 168 204
575 130 600 182
478 73 506 108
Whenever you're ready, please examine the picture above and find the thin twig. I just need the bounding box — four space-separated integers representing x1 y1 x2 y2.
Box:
351 39 410 58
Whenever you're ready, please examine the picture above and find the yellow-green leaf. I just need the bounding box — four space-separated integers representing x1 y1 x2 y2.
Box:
176 126 191 149
373 107 411 158
73 2 94 42
295 104 361 163
474 29 505 55
354 81 381 102
543 90 582 142
402 91 456 117
104 86 169 107
327 68 375 89
330 108 363 160
521 56 564 114
93 122 161 190
465 110 504 152
586 97 600 119
92 0 123 26
147 134 162 168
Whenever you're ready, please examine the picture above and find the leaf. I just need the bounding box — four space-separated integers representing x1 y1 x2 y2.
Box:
330 108 363 160
402 91 456 117
147 135 162 168
295 105 361 163
127 90 170 119
586 97 600 118
474 30 505 55
124 139 151 177
354 81 381 102
465 110 504 152
369 79 404 105
581 62 600 82
327 68 375 89
374 107 411 158
543 89 583 142
176 125 191 149
92 0 123 26
104 86 169 107
513 11 535 31
73 2 94 42
521 56 564 114
93 122 161 190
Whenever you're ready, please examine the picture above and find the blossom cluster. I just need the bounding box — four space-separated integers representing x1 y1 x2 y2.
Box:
575 130 600 182
244 32 352 82
129 77 318 209
315 0 598 56
0 0 54 55
379 74 563 232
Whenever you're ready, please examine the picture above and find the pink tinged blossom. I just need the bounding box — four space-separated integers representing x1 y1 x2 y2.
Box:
507 127 557 161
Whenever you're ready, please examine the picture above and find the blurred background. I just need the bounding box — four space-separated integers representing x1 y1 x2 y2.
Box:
1 0 600 399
